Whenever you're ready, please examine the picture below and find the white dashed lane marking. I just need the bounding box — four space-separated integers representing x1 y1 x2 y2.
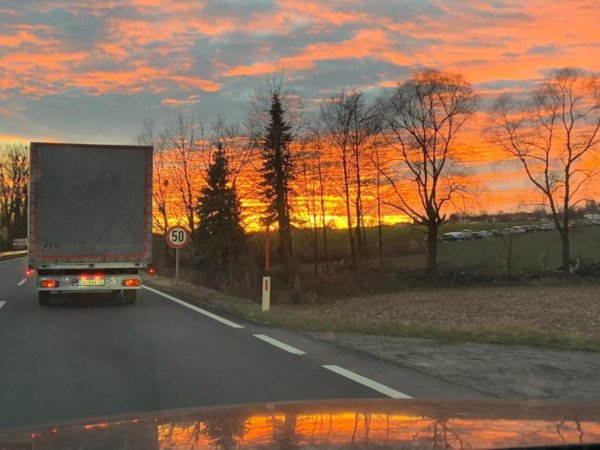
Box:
323 365 412 399
0 301 5 309
17 278 26 286
253 334 306 355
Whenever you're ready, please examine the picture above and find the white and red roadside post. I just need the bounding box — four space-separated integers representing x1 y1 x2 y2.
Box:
262 225 271 312
166 225 190 285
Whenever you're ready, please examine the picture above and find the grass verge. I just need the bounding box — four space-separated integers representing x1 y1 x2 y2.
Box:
144 274 600 352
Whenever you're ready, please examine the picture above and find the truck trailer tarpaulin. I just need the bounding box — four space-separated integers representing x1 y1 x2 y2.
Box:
28 142 154 305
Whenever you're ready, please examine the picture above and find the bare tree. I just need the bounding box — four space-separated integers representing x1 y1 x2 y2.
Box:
0 143 29 249
310 127 333 274
367 136 390 269
491 67 600 277
379 70 479 279
295 147 321 274
315 151 332 274
137 117 171 233
320 89 380 269
160 111 207 234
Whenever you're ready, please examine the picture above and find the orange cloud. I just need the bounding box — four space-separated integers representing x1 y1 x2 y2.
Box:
0 30 52 48
0 133 57 144
224 29 411 76
161 94 201 106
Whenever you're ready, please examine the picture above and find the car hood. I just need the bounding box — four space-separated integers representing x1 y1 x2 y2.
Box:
1 398 599 449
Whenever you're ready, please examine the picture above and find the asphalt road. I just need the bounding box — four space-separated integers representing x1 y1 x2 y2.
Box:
0 257 484 429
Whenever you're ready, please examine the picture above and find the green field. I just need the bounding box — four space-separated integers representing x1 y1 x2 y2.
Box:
288 222 600 276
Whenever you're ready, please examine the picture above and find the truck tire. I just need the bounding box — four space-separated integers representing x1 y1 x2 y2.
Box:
38 291 51 306
122 290 137 304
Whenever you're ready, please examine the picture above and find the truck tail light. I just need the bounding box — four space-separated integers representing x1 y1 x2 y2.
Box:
40 280 59 288
122 279 140 287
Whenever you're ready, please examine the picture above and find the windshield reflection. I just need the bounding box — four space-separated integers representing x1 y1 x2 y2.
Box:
7 401 600 450
156 408 598 449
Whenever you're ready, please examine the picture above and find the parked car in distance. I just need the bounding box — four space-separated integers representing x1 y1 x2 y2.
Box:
442 231 468 241
522 225 536 233
460 229 474 240
491 229 502 236
540 223 554 231
510 225 526 234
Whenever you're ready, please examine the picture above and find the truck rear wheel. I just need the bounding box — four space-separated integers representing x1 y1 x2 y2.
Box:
122 290 137 304
38 291 51 306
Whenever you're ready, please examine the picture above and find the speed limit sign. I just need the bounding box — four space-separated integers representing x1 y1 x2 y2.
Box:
166 226 190 249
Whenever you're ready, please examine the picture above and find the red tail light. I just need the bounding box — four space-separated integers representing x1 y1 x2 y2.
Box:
40 280 59 288
147 266 156 275
26 267 34 277
122 279 140 287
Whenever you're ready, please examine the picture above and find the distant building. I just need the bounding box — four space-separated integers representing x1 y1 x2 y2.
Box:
584 213 600 220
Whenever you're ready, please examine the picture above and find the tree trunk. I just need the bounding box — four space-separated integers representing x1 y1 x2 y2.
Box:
278 219 287 261
322 225 330 274
353 142 365 269
341 149 356 268
312 214 319 275
426 224 439 280
317 159 330 275
354 181 363 267
560 227 571 278
376 167 383 269
377 220 383 270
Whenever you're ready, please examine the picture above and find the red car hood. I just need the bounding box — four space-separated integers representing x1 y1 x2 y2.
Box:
1 398 599 449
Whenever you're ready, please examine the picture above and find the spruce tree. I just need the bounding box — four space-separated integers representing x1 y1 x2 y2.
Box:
195 143 245 272
260 94 294 261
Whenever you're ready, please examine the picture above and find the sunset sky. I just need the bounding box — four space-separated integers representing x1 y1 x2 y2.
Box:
1 0 600 214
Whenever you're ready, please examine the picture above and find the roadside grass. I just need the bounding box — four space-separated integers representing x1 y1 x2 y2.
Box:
144 274 600 352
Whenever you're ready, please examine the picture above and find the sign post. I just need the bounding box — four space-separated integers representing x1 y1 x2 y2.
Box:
262 225 271 312
166 225 190 285
262 275 270 312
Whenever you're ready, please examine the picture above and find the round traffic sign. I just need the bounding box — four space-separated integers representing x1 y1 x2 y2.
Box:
166 226 190 249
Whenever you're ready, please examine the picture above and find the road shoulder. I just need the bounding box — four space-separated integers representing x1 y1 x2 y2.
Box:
308 332 600 401
143 275 599 401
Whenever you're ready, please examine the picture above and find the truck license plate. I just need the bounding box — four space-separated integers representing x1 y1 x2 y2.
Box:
77 279 105 286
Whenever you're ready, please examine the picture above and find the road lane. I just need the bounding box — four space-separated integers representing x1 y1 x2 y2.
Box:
0 257 484 429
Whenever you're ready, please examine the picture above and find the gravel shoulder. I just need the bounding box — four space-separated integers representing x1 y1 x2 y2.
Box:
310 332 600 401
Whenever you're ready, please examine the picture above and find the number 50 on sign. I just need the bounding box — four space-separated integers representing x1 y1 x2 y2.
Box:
166 226 190 249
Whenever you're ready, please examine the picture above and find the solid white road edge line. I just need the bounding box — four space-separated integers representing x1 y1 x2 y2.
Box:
322 365 412 399
0 301 5 309
17 278 26 286
142 285 244 329
253 334 306 355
